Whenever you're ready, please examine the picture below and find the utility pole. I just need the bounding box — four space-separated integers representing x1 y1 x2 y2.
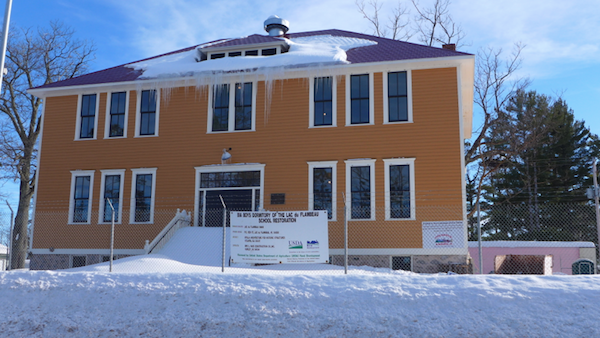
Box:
0 0 13 91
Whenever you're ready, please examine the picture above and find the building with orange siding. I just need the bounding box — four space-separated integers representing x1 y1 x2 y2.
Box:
28 17 474 272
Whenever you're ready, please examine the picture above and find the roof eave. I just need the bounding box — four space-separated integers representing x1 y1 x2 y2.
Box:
28 54 475 100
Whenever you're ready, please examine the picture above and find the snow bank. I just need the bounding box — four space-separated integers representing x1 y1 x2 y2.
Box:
1 270 599 337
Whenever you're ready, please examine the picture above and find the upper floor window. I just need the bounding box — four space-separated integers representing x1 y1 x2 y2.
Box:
136 89 159 137
384 158 416 220
310 77 336 127
76 94 98 140
69 170 95 224
106 92 128 138
384 71 412 124
212 84 229 132
208 82 255 133
346 74 374 125
345 159 376 220
261 48 277 56
130 168 157 223
308 161 337 220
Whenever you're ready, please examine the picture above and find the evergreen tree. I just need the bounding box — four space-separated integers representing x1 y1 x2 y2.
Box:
481 90 599 241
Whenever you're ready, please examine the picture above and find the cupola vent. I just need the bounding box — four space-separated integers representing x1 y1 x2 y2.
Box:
264 15 290 36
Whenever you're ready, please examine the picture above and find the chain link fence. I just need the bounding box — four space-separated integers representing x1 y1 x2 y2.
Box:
468 203 598 274
23 197 599 275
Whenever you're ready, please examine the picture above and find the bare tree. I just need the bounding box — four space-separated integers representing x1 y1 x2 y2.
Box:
356 0 464 46
0 21 95 269
356 0 412 40
465 43 530 215
410 0 465 47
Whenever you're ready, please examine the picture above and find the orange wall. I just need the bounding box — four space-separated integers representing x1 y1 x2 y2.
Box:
34 67 464 250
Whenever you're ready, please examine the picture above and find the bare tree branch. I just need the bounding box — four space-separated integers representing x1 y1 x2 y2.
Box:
356 0 412 40
410 0 465 48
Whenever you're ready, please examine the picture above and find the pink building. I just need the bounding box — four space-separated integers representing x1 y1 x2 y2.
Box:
468 241 596 275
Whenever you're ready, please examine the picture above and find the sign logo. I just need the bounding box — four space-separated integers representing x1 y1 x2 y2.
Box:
434 234 453 246
307 240 319 249
289 240 303 249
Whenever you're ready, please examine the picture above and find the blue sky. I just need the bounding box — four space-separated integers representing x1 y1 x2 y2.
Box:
1 0 599 220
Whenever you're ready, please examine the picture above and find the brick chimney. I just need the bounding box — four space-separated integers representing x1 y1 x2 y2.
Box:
442 44 456 51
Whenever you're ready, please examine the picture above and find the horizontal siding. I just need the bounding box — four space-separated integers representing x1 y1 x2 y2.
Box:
34 68 463 250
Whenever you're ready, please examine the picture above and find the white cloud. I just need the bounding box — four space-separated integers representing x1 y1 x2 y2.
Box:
452 0 600 75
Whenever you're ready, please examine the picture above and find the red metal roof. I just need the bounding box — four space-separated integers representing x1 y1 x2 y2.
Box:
33 29 471 90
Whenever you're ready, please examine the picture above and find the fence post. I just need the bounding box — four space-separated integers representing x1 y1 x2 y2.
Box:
6 201 13 271
593 159 600 271
477 202 483 274
219 195 227 273
342 193 348 275
107 198 115 273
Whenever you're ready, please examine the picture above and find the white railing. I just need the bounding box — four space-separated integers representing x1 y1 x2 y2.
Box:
144 209 192 254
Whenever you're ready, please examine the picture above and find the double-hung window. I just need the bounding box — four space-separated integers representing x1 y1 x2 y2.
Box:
106 92 128 138
99 170 125 223
69 171 95 224
212 84 229 131
76 94 98 140
136 90 159 136
130 168 157 223
384 71 412 123
384 158 416 220
235 82 253 130
346 74 374 125
310 77 335 127
208 82 255 133
308 161 337 220
345 159 375 220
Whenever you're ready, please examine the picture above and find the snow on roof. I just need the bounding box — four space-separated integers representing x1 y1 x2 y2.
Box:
468 241 596 248
30 29 471 91
0 244 7 255
126 35 377 79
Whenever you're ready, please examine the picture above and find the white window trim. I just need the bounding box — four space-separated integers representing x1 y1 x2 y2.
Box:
207 81 257 133
74 93 100 141
345 73 375 126
194 163 265 227
68 170 95 224
309 76 337 128
383 70 413 124
308 161 337 221
345 159 376 221
98 169 126 224
134 89 160 138
383 158 416 221
104 91 130 139
129 168 157 224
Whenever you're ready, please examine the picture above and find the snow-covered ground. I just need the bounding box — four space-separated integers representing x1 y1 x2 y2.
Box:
2 228 600 337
